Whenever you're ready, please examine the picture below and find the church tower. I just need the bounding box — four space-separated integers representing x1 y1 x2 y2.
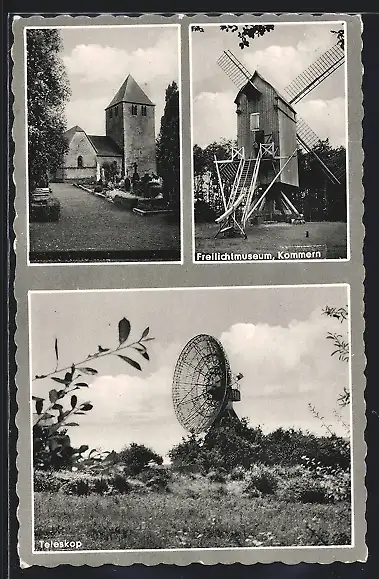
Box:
105 74 157 177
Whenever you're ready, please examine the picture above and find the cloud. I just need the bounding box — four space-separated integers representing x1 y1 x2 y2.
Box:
63 34 178 85
220 307 350 434
296 97 346 147
193 91 236 147
62 32 179 136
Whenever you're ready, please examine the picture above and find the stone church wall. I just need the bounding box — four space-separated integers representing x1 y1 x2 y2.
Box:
122 102 157 178
62 131 97 182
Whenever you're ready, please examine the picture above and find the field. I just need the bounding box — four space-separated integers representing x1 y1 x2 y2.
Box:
34 469 351 551
195 221 347 260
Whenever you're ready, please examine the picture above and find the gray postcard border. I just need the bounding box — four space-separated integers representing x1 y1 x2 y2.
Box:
12 12 366 567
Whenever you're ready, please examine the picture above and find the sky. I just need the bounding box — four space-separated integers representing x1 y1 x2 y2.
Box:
191 22 347 148
55 25 179 137
30 285 351 460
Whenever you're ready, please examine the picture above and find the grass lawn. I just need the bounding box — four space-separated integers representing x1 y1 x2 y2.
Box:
34 486 351 551
195 221 347 260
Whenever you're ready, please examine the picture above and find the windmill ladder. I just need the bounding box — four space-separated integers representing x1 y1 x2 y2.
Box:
215 158 254 225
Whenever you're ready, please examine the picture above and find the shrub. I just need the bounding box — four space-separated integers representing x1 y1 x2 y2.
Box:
92 477 109 495
207 470 227 484
61 476 90 496
117 443 163 475
230 466 246 481
143 467 172 492
34 470 61 493
244 464 279 496
109 474 132 494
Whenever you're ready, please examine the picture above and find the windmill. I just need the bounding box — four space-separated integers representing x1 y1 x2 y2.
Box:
172 334 243 434
213 41 345 238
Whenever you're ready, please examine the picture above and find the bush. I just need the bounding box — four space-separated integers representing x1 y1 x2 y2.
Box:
34 470 61 493
108 474 132 494
207 470 227 484
142 466 172 492
230 466 246 481
117 443 163 475
61 476 90 496
277 466 351 504
244 464 279 496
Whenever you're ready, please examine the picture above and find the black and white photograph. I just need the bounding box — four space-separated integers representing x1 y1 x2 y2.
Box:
191 23 348 262
30 285 353 553
26 24 181 264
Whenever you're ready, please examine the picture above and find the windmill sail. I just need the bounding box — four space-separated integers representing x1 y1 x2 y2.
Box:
283 43 345 105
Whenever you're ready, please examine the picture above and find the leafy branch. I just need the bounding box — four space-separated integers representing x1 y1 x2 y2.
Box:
33 318 153 382
32 317 154 471
308 404 335 437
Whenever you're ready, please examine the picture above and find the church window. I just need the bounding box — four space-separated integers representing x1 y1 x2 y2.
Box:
250 112 260 131
131 104 138 116
115 106 118 117
109 108 113 118
141 105 147 116
77 156 84 168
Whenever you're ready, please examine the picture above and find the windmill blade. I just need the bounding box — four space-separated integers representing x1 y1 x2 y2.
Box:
296 117 322 151
217 50 253 90
283 43 345 105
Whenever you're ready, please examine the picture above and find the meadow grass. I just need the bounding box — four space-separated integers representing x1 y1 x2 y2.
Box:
34 484 351 551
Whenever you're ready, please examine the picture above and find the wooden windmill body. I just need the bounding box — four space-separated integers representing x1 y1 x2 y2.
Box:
214 44 345 238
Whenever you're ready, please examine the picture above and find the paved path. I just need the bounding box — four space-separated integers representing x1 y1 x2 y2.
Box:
30 183 180 256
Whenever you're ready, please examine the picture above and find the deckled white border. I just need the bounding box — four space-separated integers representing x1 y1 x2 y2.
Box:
12 13 365 568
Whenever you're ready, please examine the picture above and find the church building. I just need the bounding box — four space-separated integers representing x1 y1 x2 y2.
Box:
56 75 157 183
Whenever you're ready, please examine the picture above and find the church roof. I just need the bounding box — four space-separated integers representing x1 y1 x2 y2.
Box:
64 125 85 144
87 135 123 157
106 74 155 109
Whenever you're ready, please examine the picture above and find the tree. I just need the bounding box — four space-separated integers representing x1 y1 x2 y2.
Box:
26 29 71 190
297 140 347 222
156 81 180 209
192 24 275 49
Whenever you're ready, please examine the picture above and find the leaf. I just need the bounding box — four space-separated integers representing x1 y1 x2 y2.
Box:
73 411 86 415
32 396 44 402
64 371 73 383
34 374 47 379
80 403 93 411
76 445 89 454
54 337 59 364
51 376 71 385
118 317 131 345
117 354 142 371
71 395 77 409
141 327 150 339
52 403 63 410
142 337 155 342
141 351 150 361
74 382 89 388
64 422 79 427
40 412 54 420
49 389 58 403
77 367 98 375
35 399 43 415
132 343 146 353
71 363 75 375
